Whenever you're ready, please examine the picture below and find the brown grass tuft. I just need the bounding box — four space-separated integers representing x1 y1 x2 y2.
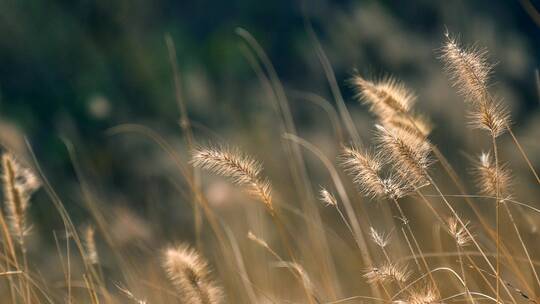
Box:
163 244 224 304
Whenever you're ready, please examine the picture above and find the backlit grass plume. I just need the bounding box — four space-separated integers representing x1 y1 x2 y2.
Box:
375 124 432 186
191 146 273 211
339 146 408 199
163 244 224 304
473 152 511 197
440 32 493 105
468 100 510 138
363 262 410 284
1 152 40 242
352 75 416 119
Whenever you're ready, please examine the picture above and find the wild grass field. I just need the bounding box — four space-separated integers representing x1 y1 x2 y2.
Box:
0 3 540 304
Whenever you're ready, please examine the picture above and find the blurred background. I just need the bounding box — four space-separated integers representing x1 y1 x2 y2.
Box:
0 0 539 252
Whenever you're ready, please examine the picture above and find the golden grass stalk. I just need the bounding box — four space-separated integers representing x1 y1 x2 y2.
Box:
352 75 416 119
163 244 224 304
191 146 273 212
472 152 511 197
339 146 408 199
363 263 411 285
84 225 99 265
440 32 493 105
1 153 40 243
374 124 431 187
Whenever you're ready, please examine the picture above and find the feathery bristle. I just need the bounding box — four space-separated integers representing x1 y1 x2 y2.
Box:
468 99 510 138
440 32 493 104
84 225 99 265
247 231 270 250
383 113 432 140
363 263 410 284
340 146 411 199
1 153 40 241
447 217 473 247
406 284 440 304
319 187 337 207
369 227 391 248
191 146 273 210
375 125 432 186
339 146 385 197
352 75 416 119
163 244 224 304
473 152 511 197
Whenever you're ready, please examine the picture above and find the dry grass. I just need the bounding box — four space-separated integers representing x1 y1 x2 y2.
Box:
0 28 538 304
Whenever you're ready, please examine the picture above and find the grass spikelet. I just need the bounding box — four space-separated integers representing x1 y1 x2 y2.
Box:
473 152 511 197
383 113 432 139
163 244 224 304
440 32 493 104
369 227 391 248
447 217 473 247
1 152 40 242
352 75 416 118
191 146 273 211
468 99 510 138
339 146 385 197
363 262 410 284
406 284 440 304
375 124 432 186
319 187 337 207
84 225 99 265
340 146 411 199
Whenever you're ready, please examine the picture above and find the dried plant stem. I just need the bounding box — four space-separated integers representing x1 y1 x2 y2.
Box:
391 198 436 287
491 135 501 304
506 127 540 184
165 34 203 250
456 244 475 304
501 201 540 288
423 173 519 303
0 209 17 304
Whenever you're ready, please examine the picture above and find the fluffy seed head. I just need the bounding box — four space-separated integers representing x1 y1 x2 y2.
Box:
319 187 337 207
84 225 99 265
340 146 385 198
369 227 391 248
468 99 510 138
340 146 411 199
440 32 493 105
383 113 432 140
473 152 511 197
163 244 224 304
363 263 410 284
191 146 273 211
447 217 473 247
1 153 40 241
407 285 440 304
352 75 416 119
375 125 432 186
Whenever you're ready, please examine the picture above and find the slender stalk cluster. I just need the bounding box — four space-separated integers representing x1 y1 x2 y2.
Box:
191 146 273 211
363 262 410 284
163 244 224 304
473 152 511 197
1 153 40 243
